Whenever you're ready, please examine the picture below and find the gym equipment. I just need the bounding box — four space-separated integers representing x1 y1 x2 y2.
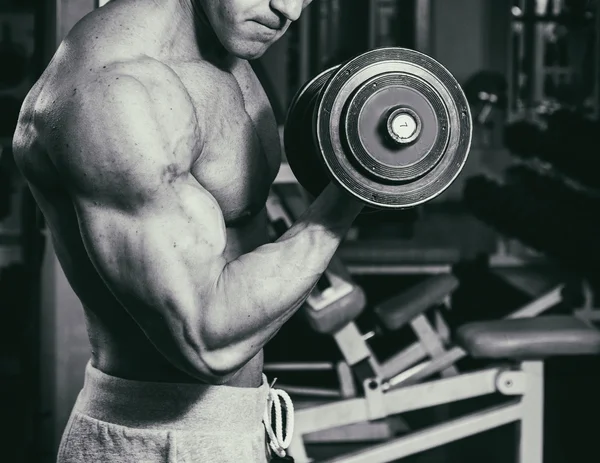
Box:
288 314 600 462
289 314 600 462
386 282 579 389
505 165 600 226
504 110 600 189
463 70 507 125
284 47 472 209
280 269 586 455
464 175 600 276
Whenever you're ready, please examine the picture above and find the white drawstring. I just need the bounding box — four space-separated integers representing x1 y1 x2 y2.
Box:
263 379 294 458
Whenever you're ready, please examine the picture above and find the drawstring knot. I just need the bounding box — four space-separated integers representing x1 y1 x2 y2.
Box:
263 378 294 458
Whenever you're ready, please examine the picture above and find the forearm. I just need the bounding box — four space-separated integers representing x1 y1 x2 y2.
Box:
209 184 363 368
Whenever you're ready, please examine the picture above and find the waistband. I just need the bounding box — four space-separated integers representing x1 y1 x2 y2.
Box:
73 362 271 433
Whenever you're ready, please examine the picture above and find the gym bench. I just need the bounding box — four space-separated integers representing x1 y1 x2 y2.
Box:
288 315 600 462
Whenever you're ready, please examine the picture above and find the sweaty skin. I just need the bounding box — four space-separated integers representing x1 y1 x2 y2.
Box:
13 0 363 387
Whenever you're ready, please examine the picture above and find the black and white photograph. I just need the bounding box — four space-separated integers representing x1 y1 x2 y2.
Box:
1 0 600 462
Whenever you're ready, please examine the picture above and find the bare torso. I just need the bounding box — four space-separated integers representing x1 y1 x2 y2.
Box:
14 2 281 386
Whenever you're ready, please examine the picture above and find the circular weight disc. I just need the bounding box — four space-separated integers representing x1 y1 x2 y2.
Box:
317 48 472 209
284 66 338 198
343 73 448 182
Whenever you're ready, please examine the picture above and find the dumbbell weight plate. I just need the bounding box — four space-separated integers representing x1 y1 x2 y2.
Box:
342 72 448 182
283 65 339 199
317 48 472 208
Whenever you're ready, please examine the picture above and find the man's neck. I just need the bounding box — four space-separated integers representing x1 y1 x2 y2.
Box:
155 0 233 67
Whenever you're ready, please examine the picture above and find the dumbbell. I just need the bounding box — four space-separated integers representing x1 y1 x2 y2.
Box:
284 47 472 210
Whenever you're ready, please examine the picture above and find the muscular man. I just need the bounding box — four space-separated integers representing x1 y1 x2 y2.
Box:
14 0 363 461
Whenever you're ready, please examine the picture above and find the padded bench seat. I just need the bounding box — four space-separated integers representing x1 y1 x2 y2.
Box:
303 255 368 334
374 274 459 331
456 316 600 360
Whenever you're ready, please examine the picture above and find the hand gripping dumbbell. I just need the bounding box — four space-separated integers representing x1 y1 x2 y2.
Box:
284 47 472 209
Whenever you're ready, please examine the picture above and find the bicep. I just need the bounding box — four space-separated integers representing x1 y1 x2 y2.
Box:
76 187 222 308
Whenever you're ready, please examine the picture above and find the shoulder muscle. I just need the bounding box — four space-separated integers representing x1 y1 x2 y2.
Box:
47 69 198 208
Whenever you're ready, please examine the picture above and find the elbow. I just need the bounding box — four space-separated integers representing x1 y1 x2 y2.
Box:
199 323 253 380
175 289 252 382
180 323 247 383
173 342 240 384
200 347 247 382
179 344 248 385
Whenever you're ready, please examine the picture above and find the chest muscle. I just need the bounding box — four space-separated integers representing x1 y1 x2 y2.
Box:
173 61 281 225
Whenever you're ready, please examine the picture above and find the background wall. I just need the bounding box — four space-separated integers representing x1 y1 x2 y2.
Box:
431 0 489 83
37 1 94 460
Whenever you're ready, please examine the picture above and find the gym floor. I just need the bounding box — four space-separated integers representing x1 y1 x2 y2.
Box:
267 268 600 462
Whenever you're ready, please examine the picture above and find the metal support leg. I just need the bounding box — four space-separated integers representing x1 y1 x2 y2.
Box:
434 306 452 344
410 314 458 378
334 323 375 368
517 361 544 463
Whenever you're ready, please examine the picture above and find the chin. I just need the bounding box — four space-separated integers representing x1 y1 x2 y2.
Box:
227 39 272 60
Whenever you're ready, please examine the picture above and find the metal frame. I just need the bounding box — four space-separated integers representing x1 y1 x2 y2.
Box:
289 362 544 463
265 361 356 400
311 283 561 395
265 292 455 399
265 281 564 449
